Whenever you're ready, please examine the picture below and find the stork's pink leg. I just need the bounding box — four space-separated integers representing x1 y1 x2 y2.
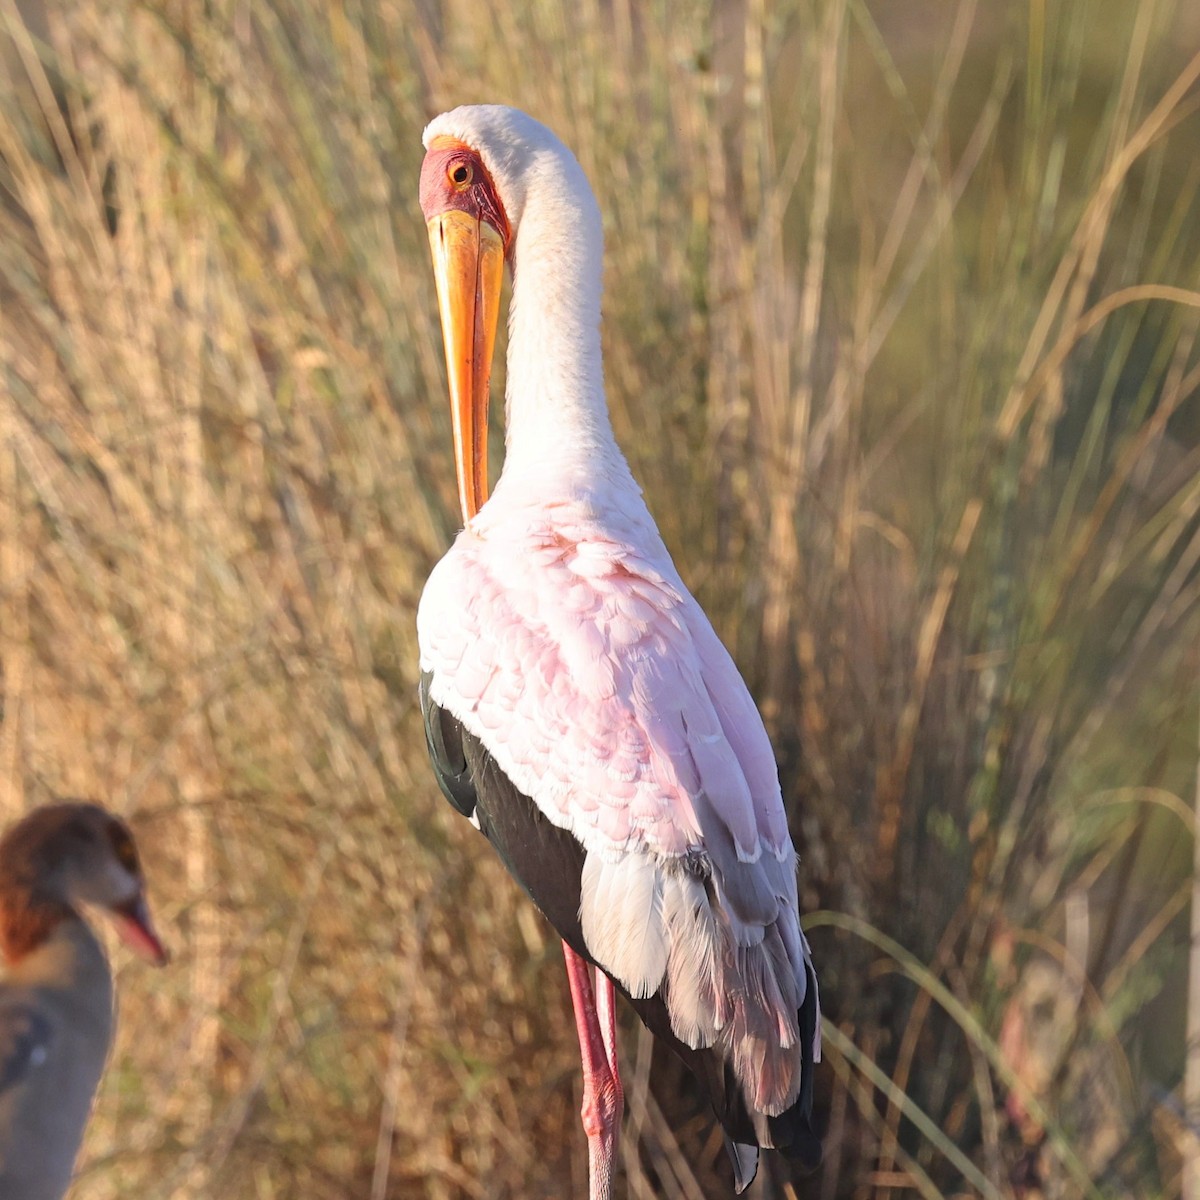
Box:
562 941 623 1200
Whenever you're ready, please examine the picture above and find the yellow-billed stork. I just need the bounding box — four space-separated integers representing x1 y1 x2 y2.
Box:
417 104 821 1198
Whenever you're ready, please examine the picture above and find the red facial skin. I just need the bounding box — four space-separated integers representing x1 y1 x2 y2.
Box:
419 137 512 257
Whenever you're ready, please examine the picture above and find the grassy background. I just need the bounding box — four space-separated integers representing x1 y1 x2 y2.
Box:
1 0 1199 1196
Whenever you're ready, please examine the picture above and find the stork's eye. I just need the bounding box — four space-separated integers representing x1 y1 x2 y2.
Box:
448 161 473 189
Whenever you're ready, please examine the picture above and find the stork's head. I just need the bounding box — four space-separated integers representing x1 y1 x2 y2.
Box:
419 105 601 521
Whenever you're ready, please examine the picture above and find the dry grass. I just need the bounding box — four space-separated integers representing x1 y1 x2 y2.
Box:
0 0 1198 1196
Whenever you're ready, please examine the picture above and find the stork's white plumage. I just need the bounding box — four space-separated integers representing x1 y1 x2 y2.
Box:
417 105 821 1197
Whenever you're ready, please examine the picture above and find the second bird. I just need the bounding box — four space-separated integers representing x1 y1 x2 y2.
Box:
0 802 167 1200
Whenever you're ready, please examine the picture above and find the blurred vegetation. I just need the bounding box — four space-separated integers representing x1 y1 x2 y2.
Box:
1 0 1198 1196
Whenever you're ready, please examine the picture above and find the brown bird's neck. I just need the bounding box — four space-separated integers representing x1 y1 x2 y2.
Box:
0 885 75 966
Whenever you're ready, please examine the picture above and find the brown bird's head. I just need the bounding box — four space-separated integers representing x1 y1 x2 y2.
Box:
0 802 168 967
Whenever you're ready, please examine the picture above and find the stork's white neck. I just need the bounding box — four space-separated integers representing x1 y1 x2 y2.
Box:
493 179 639 505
